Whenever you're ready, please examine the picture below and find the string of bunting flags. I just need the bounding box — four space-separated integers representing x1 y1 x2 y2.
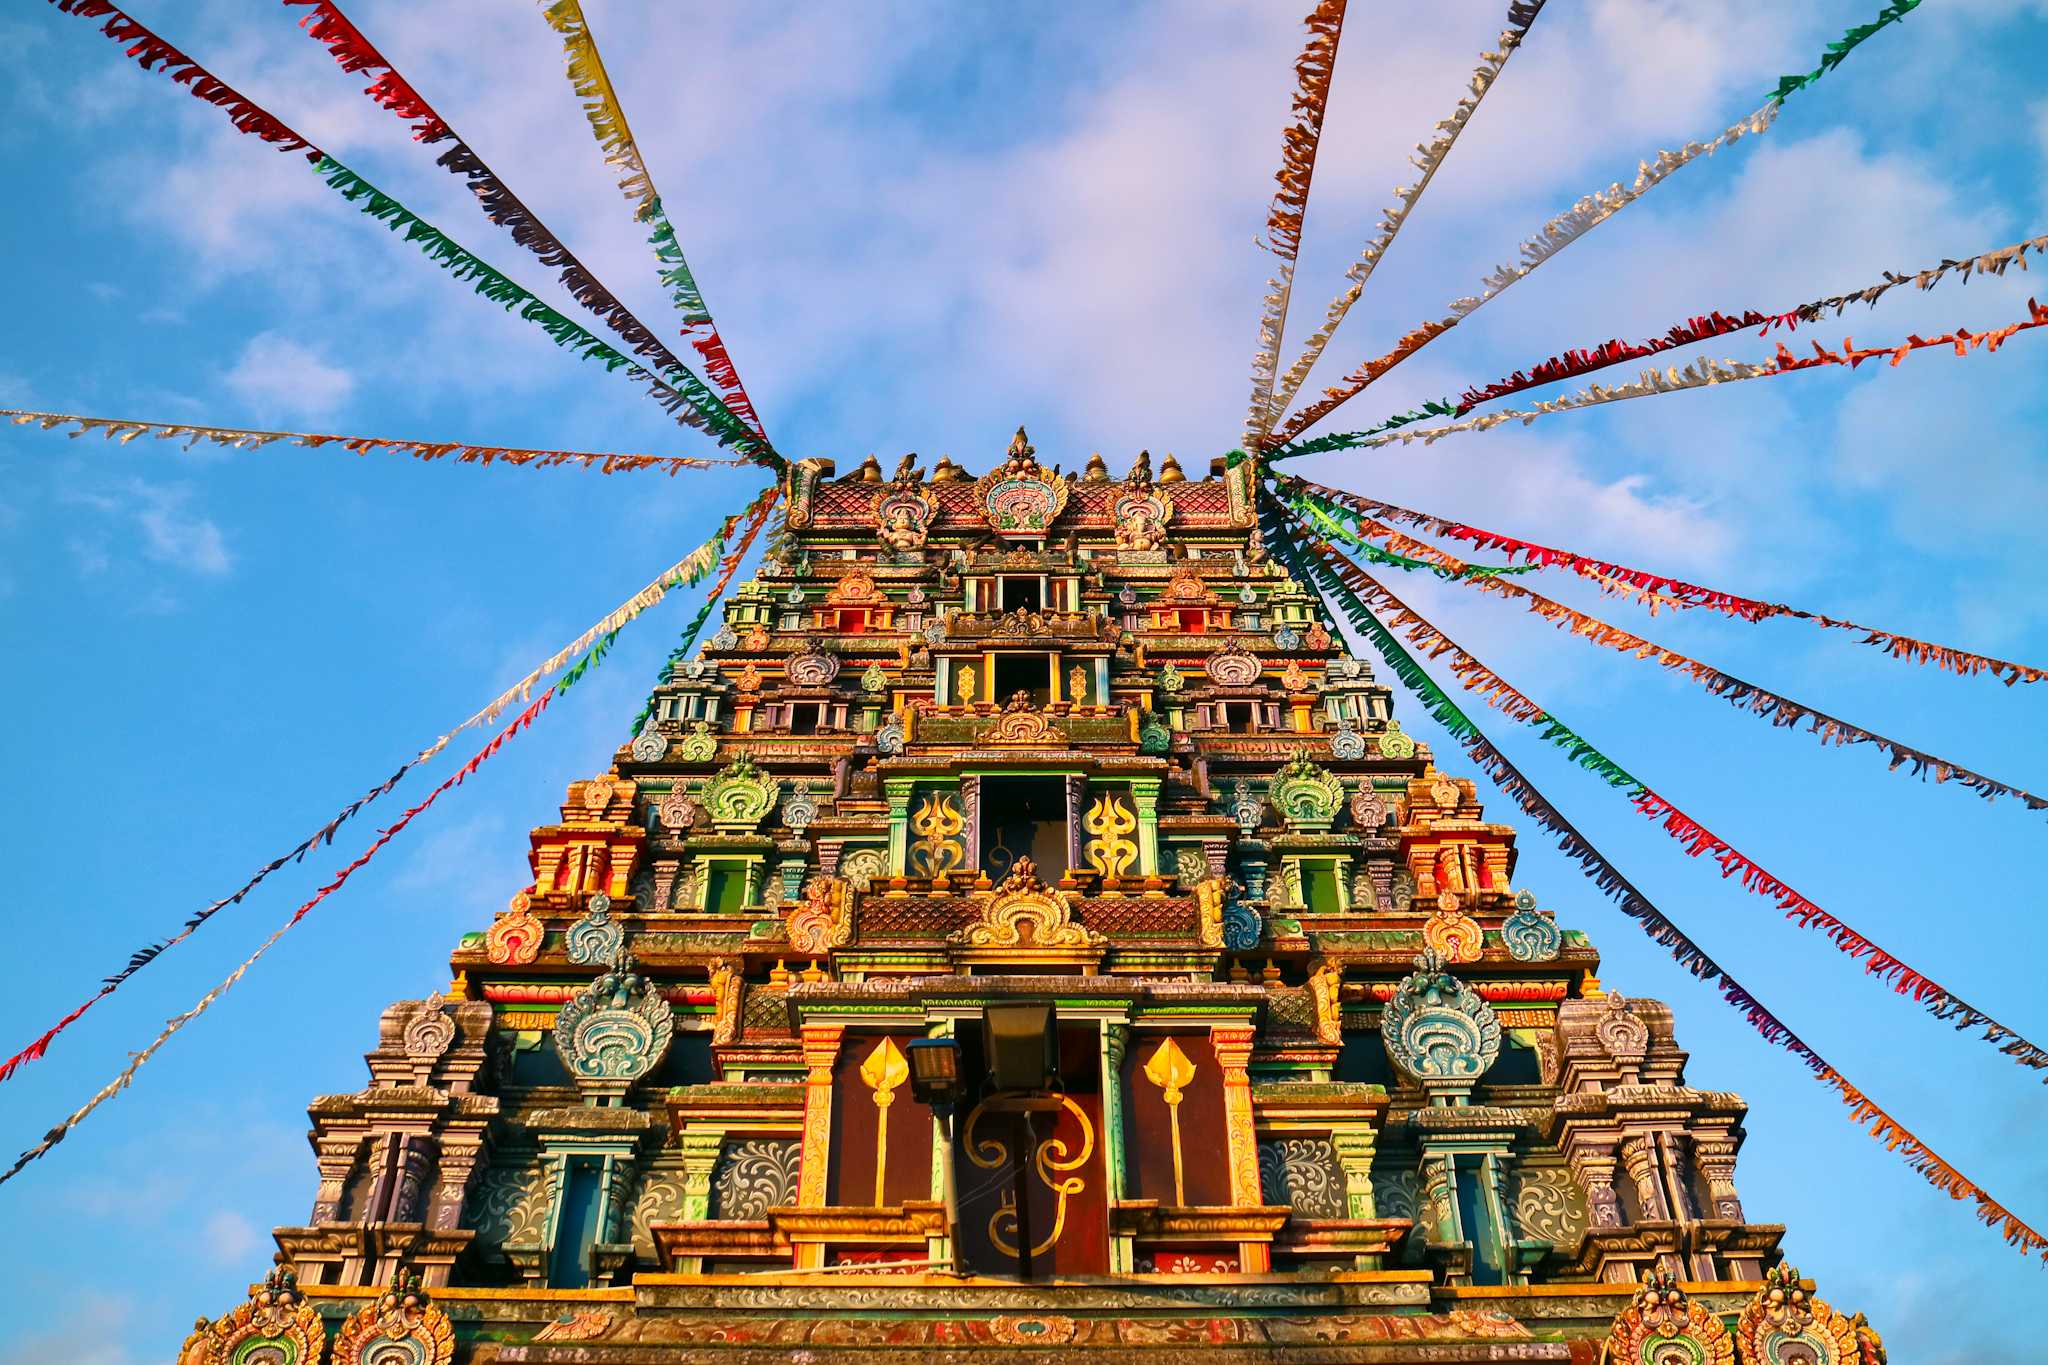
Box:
1274 493 2048 1082
1288 485 2048 812
45 0 767 462
626 485 782 738
0 662 587 1188
1268 0 1547 426
1284 478 2047 685
1270 230 2048 460
1275 295 2048 457
540 0 772 446
0 409 748 475
0 516 747 1087
1243 0 1348 454
281 0 776 469
1262 492 2048 1265
1268 0 1918 443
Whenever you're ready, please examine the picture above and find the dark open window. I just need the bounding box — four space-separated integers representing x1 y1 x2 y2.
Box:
980 776 1069 881
993 653 1052 706
1226 701 1257 732
790 704 820 735
550 1157 604 1288
1000 577 1043 612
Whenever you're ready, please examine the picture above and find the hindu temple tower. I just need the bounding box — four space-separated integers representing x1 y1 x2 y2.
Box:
178 432 1885 1363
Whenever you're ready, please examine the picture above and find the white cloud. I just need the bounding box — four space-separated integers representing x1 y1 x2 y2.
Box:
222 332 356 422
58 479 233 581
202 1211 260 1266
133 486 233 578
0 1291 139 1365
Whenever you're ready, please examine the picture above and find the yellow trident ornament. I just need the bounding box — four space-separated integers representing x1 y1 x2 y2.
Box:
908 793 966 878
1142 1036 1199 1205
1083 794 1138 880
859 1037 911 1206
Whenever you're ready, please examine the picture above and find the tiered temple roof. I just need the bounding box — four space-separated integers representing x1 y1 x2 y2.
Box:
179 432 1886 1363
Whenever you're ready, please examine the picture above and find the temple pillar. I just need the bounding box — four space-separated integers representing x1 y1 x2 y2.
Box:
1620 1134 1671 1222
961 775 982 871
309 1134 362 1224
1130 778 1160 877
796 1024 845 1268
884 780 913 879
1064 775 1087 876
1693 1135 1744 1221
1211 1024 1266 1272
1100 1021 1134 1273
679 1129 724 1222
1330 1127 1378 1221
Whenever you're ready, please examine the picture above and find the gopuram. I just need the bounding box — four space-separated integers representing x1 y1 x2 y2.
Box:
180 432 1887 1363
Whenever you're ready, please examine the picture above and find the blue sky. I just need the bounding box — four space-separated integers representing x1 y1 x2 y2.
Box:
1 1 2044 1358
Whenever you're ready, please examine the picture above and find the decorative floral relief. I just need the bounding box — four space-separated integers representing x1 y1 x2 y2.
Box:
1370 1167 1419 1222
1258 1138 1347 1219
465 1162 550 1250
629 1163 691 1253
710 1139 801 1220
1510 1167 1588 1249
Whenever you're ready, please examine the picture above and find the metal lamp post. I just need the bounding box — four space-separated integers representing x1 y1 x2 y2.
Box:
906 1035 965 1274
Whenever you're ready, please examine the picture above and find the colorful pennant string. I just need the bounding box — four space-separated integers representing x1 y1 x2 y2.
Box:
626 485 781 737
0 409 746 475
538 0 772 448
1276 296 2048 457
1264 497 2048 1263
1278 495 2048 1081
0 757 410 1087
1287 478 2047 686
1267 0 1547 425
282 1 775 469
1243 0 1348 457
1270 0 1919 442
0 523 741 1087
1767 0 1920 104
0 671 573 1188
44 1 764 461
1452 231 2048 414
1266 231 2048 461
1289 488 2048 813
1274 98 1781 440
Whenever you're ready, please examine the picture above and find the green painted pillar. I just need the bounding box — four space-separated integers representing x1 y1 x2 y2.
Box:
885 779 914 877
1100 1021 1134 1273
1130 779 1161 878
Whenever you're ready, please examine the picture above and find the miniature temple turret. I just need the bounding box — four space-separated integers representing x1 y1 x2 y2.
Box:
181 433 1884 1361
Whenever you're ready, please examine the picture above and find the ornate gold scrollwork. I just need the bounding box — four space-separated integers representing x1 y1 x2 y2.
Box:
963 1095 1096 1259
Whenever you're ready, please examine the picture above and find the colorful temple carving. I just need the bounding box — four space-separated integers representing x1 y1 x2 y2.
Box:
181 433 1888 1361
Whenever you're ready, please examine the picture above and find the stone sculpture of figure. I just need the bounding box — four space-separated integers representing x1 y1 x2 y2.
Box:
1116 506 1168 553
1001 426 1038 476
879 505 925 553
